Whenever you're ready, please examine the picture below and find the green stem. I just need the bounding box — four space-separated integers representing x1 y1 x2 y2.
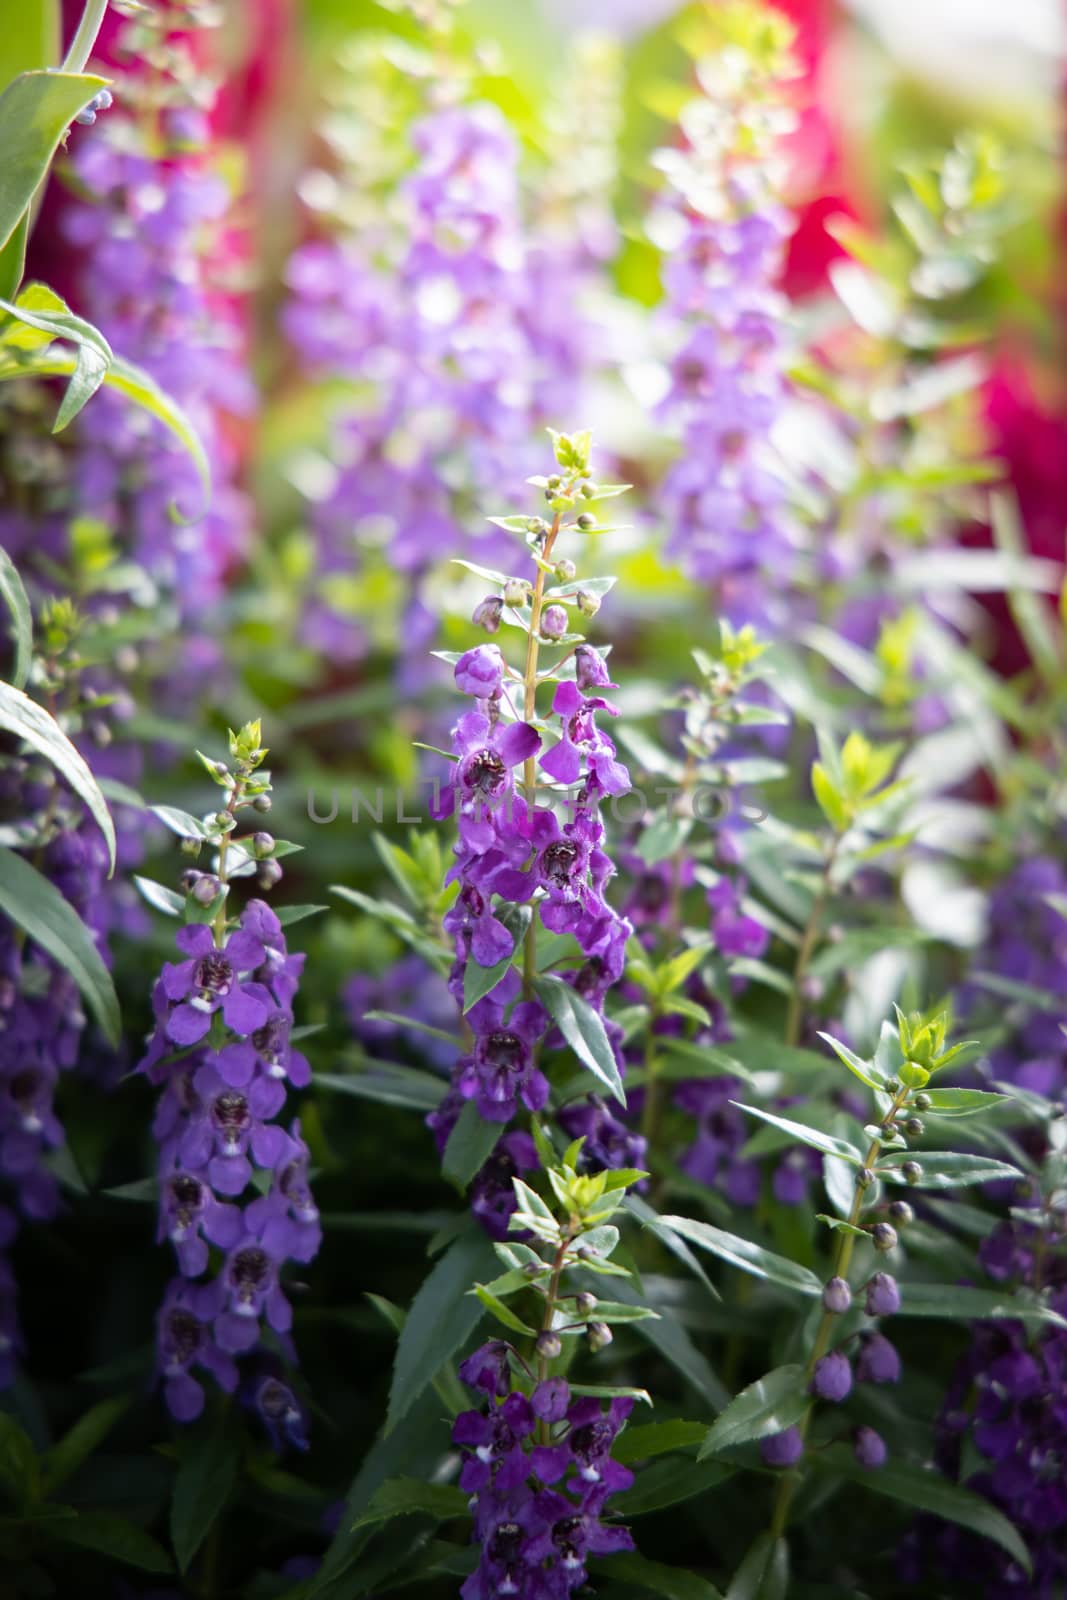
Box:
536 1232 569 1444
765 1084 909 1546
62 0 110 73
783 833 842 1049
520 512 560 998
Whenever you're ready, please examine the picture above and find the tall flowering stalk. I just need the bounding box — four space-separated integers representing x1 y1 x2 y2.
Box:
136 723 317 1444
426 434 640 1232
282 7 621 668
649 3 795 612
452 1142 650 1596
59 1 254 615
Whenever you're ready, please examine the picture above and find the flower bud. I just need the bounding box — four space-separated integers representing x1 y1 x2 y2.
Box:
576 512 596 530
257 859 283 890
472 596 504 634
887 1200 914 1226
811 1351 852 1403
586 1321 613 1352
760 1427 803 1468
853 1425 887 1470
856 1167 875 1190
903 1117 924 1139
913 1092 932 1111
535 1330 562 1361
576 590 601 618
547 475 562 490
800 974 824 1003
871 1222 898 1254
580 481 597 498
856 1331 901 1384
902 1160 922 1186
822 1277 852 1314
211 762 228 778
526 517 547 535
575 1292 597 1315
575 644 615 691
252 795 272 813
191 874 221 906
503 578 532 607
554 559 577 581
455 644 505 700
180 836 202 858
180 868 203 892
865 1272 901 1317
540 605 568 640
252 832 275 858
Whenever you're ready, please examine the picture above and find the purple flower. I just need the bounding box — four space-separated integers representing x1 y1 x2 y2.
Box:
557 1096 647 1178
470 1132 539 1240
457 973 549 1123
456 644 507 699
158 1171 242 1276
459 1341 514 1399
811 1351 852 1403
540 681 629 796
454 1392 537 1494
157 1280 238 1422
252 1376 309 1453
160 923 271 1046
214 1227 294 1354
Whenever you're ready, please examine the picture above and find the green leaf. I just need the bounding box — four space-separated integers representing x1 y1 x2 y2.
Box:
879 1152 1022 1189
0 70 109 250
170 1424 240 1575
894 1283 1066 1329
815 1214 866 1238
636 813 692 866
0 545 32 687
354 1477 467 1530
654 1217 821 1298
41 1396 129 1497
0 285 113 428
700 1365 808 1459
276 903 329 928
442 1101 500 1189
606 1274 729 1411
316 1065 444 1113
817 1031 885 1090
0 211 30 303
726 1533 789 1600
811 761 849 833
613 1455 734 1517
732 1103 864 1165
612 1420 707 1465
150 804 207 839
808 927 930 981
386 1226 498 1433
534 974 626 1106
471 1284 536 1335
0 1411 38 1506
922 1088 1010 1117
593 1553 724 1599
812 1445 1031 1576
46 1511 173 1574
133 876 185 918
0 680 115 869
463 919 526 1011
0 846 120 1044
3 347 210 509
